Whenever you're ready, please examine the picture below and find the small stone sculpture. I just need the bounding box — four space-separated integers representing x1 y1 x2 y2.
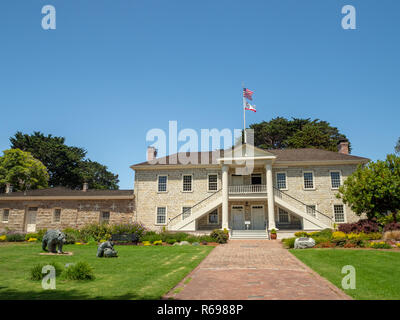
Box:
294 237 316 249
97 241 118 258
42 229 66 253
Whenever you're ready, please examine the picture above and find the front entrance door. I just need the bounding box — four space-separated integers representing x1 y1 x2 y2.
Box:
25 207 37 232
231 206 245 230
251 205 265 230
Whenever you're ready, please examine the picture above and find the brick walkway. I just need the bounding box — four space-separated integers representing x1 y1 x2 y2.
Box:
165 240 351 300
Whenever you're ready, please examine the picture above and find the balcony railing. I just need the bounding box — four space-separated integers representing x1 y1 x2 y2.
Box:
228 184 267 194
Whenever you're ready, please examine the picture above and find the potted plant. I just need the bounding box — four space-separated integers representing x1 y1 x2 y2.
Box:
270 229 277 240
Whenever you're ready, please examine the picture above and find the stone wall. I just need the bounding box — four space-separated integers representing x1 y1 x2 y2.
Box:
0 199 134 233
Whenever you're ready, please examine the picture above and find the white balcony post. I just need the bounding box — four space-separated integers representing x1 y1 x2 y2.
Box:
266 162 277 230
221 165 229 230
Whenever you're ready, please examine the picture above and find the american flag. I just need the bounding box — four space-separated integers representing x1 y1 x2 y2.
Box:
243 88 254 100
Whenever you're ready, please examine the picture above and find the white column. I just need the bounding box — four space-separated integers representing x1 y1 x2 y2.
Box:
221 165 229 230
266 163 277 230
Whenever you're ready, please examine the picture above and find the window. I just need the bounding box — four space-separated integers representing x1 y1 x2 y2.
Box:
156 207 167 224
208 209 218 224
158 175 167 192
208 174 218 191
2 209 9 222
303 172 314 189
278 208 289 223
330 171 341 189
251 174 262 185
53 209 61 223
183 175 192 192
276 172 287 190
182 207 191 220
306 205 316 217
334 205 345 223
100 211 110 224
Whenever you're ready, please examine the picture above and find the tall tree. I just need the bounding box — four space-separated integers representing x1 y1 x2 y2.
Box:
0 149 49 192
337 154 400 221
248 117 350 152
10 132 119 189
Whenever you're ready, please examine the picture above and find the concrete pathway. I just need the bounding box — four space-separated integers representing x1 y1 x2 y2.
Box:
165 240 351 300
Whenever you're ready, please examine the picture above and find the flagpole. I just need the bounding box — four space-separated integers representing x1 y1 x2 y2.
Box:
242 82 246 144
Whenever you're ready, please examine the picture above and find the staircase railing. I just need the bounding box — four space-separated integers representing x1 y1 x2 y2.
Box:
273 186 334 228
168 189 222 226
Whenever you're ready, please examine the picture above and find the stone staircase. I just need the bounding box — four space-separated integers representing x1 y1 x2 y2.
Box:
230 230 269 240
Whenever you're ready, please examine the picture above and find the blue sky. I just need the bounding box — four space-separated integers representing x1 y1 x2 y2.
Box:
0 0 399 189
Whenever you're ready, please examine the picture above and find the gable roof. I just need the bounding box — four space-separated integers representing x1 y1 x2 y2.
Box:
0 187 134 200
131 147 369 168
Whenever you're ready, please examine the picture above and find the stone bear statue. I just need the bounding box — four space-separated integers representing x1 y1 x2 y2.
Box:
42 229 66 253
97 241 118 258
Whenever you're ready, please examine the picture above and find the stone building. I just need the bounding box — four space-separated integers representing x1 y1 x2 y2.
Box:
131 142 369 239
0 186 134 233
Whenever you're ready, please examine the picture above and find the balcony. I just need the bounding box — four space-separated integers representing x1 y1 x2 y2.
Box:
228 185 267 199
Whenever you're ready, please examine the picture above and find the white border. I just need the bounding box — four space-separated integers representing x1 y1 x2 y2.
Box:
275 171 288 190
207 173 219 192
155 206 167 225
332 204 346 223
157 174 168 193
182 174 193 192
302 170 315 190
329 170 342 190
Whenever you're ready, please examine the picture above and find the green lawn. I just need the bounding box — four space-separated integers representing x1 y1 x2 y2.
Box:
290 248 400 300
0 243 213 300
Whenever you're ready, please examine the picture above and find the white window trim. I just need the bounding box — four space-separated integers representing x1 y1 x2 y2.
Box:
277 207 291 224
275 171 288 190
2 208 10 223
332 204 347 223
182 174 193 192
207 173 219 192
53 208 62 223
329 170 342 190
302 170 315 190
155 206 168 226
208 208 219 224
157 174 168 193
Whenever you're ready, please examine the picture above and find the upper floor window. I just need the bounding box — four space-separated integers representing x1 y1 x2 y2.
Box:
208 209 218 224
53 209 61 223
330 171 341 189
306 205 316 217
303 172 314 189
208 174 218 191
276 172 287 190
182 207 191 220
2 209 9 222
158 175 167 192
100 211 110 224
183 175 192 192
156 207 167 224
334 205 345 222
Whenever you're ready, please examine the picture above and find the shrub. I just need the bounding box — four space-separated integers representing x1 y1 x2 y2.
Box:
140 233 162 243
142 241 151 246
294 231 309 238
36 229 48 241
383 230 400 241
383 222 400 232
365 232 382 240
186 236 200 243
172 232 191 242
166 238 177 245
338 219 379 234
210 229 229 244
332 231 346 239
314 237 332 245
153 240 162 245
64 262 95 280
312 229 333 240
368 242 392 249
198 235 214 243
6 232 26 242
30 262 63 281
111 222 146 240
25 233 39 241
282 237 296 248
315 242 335 248
331 237 347 247
79 223 112 242
0 235 6 242
62 228 80 244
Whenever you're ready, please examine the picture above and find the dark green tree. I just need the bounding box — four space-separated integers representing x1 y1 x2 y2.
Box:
10 132 119 189
248 117 350 152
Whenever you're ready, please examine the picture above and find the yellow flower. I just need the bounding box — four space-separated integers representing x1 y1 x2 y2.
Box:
75 242 82 245
0 235 6 242
27 237 37 242
333 231 346 239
